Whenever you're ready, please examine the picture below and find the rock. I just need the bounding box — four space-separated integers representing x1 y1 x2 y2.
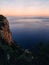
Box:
0 15 13 45
0 15 33 65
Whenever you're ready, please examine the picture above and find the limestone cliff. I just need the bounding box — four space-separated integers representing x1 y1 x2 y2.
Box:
0 15 13 45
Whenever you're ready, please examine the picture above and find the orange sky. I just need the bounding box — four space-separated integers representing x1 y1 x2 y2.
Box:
0 0 49 16
0 9 49 16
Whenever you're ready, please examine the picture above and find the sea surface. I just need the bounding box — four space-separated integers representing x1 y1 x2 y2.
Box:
7 16 49 49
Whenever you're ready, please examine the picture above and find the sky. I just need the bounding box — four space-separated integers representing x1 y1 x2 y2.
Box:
0 0 49 16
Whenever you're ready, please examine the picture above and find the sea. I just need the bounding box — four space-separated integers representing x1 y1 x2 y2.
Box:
7 16 49 49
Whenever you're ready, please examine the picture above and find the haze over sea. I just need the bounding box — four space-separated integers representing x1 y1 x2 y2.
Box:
7 16 49 49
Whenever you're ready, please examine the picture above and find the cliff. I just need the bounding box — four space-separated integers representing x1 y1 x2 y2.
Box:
0 15 13 45
0 15 32 65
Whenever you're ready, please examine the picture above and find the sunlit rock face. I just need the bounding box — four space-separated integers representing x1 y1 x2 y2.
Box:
0 15 12 45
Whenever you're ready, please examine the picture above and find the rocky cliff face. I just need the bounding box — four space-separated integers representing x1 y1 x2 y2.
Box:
0 15 13 45
0 15 33 65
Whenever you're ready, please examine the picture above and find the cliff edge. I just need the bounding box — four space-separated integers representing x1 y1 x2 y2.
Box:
0 15 13 45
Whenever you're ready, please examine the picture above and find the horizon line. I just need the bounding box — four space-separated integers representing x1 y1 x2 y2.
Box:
0 14 49 17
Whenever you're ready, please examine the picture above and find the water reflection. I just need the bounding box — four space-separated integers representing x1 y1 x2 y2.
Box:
8 17 49 49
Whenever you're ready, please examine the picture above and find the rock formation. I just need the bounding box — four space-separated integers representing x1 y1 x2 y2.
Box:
0 15 13 45
0 15 32 65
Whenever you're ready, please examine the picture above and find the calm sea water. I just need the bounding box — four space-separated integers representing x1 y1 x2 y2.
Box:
7 16 49 49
